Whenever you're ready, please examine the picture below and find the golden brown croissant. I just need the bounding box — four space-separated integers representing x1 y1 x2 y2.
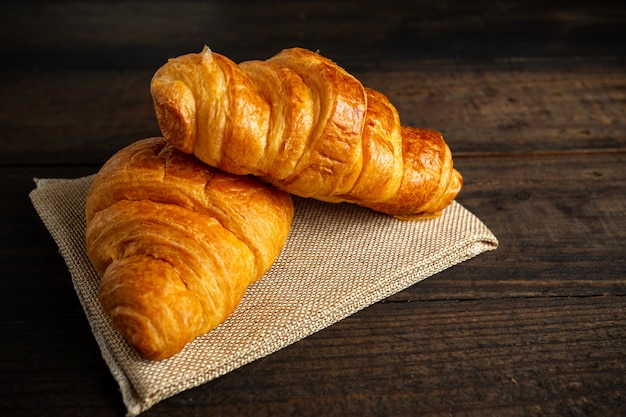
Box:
85 137 294 360
150 46 462 218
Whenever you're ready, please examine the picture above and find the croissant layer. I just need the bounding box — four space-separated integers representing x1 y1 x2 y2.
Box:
85 137 294 360
151 47 462 217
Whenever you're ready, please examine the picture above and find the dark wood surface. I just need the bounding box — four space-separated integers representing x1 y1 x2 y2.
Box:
2 1 625 416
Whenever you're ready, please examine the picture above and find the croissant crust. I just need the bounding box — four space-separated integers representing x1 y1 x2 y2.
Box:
85 137 294 360
151 46 462 218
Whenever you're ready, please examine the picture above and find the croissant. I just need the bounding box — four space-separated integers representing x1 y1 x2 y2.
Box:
150 46 462 218
85 137 294 360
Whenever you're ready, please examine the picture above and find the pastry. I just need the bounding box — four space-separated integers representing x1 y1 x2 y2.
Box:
151 46 462 218
85 137 294 360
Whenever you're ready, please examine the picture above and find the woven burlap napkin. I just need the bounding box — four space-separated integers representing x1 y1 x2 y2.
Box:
29 174 498 416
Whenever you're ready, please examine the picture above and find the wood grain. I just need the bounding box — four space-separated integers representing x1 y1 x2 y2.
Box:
1 59 624 164
1 1 624 416
1 1 624 68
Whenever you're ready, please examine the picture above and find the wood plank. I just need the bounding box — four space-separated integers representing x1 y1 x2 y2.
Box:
1 1 624 70
6 294 623 416
185 296 625 417
397 151 626 301
1 58 624 165
361 58 626 156
0 70 161 165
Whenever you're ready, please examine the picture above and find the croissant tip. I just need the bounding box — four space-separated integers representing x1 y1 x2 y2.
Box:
200 45 213 63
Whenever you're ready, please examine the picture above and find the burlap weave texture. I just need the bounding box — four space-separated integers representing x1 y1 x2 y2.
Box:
29 175 498 416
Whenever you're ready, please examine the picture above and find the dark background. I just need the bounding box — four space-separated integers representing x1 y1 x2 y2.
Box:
1 1 625 416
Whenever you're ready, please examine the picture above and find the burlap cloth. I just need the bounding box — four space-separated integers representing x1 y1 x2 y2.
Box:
29 174 498 416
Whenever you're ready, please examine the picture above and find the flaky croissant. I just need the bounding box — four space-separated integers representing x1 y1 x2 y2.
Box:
85 137 294 360
150 46 462 218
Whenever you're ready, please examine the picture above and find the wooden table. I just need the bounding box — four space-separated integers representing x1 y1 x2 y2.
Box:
2 1 625 416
